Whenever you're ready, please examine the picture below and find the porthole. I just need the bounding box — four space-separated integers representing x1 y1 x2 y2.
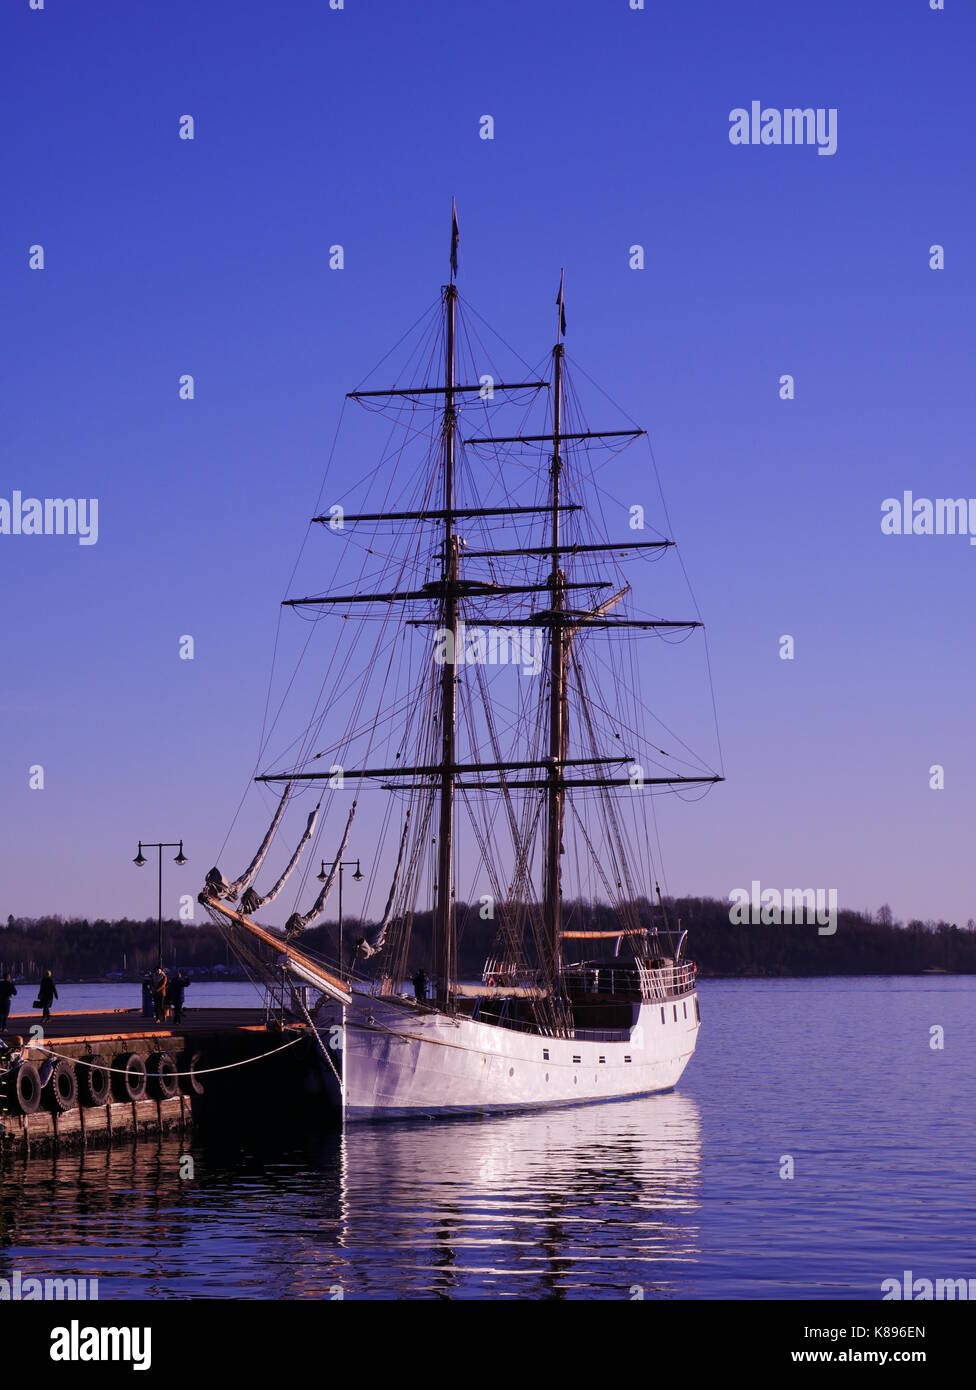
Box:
508 1067 514 1077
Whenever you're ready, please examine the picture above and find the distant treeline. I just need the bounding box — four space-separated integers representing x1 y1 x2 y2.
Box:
2 899 974 981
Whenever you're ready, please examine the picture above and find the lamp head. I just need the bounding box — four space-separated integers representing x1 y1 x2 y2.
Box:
133 844 147 867
352 860 364 882
174 841 187 866
317 861 328 882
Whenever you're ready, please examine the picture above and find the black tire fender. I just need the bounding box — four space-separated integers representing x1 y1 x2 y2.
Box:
146 1051 178 1100
10 1060 42 1115
181 1050 205 1096
80 1054 111 1106
46 1058 78 1113
112 1052 147 1102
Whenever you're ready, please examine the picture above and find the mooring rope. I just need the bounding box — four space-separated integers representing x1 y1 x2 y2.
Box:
292 996 343 1089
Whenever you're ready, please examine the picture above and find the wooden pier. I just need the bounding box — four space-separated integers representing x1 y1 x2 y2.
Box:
0 1007 325 1156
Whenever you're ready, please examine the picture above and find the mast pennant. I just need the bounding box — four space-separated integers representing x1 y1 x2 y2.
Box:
450 199 459 279
557 269 566 337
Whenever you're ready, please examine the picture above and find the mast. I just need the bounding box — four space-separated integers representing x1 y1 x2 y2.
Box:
545 274 567 979
435 237 458 1008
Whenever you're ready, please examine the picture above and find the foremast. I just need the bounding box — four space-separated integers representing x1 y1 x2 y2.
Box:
545 282 566 982
435 273 458 1009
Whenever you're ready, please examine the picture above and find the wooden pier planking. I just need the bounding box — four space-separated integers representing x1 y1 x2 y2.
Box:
1 1006 272 1046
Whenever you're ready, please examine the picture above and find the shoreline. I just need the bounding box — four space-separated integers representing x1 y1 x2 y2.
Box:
8 968 971 987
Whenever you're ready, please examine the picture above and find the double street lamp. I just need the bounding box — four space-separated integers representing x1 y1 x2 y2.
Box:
133 839 187 968
317 856 363 972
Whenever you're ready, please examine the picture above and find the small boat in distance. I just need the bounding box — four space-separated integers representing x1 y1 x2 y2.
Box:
199 208 723 1119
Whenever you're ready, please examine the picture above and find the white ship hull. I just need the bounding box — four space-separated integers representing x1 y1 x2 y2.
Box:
318 989 700 1120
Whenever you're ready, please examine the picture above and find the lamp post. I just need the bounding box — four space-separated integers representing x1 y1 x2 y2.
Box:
317 857 363 974
133 840 187 968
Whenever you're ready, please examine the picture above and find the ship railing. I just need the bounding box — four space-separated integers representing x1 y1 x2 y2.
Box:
637 961 698 1000
564 962 697 1000
565 964 640 997
481 957 540 989
667 962 697 997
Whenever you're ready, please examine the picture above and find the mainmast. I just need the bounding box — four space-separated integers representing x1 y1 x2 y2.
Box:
545 273 567 979
434 220 459 1008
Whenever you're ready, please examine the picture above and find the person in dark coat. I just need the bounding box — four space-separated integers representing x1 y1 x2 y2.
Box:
412 968 428 1005
37 970 58 1022
170 971 189 1024
150 966 168 1023
0 974 16 1032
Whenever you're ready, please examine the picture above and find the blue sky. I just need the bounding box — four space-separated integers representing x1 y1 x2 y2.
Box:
2 0 973 927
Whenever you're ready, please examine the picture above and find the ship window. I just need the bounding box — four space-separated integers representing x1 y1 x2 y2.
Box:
624 1055 632 1063
599 1056 606 1064
543 1048 549 1061
508 1067 514 1077
573 1055 581 1064
673 1005 678 1022
660 1007 665 1024
683 1002 688 1019
695 999 701 1022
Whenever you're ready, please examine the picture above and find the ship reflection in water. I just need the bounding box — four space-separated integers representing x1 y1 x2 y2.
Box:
0 1094 701 1299
337 1093 702 1298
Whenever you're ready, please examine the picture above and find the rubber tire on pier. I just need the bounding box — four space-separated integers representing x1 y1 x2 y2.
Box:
10 1061 42 1115
112 1052 147 1102
146 1051 178 1100
180 1050 205 1096
45 1058 78 1112
79 1054 111 1107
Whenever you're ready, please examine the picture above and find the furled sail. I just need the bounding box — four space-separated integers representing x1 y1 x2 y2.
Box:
284 803 356 939
204 783 293 901
240 806 319 915
356 815 410 960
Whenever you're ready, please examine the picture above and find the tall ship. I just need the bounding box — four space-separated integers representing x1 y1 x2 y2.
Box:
199 209 723 1119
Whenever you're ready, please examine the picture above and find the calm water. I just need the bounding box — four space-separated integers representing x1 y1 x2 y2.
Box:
1 978 973 1299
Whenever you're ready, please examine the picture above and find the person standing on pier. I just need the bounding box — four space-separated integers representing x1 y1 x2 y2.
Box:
170 970 189 1024
36 970 58 1022
0 973 16 1032
150 965 168 1023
